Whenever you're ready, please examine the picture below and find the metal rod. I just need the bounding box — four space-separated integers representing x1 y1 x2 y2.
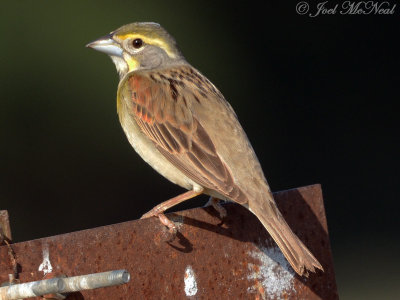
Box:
0 278 64 300
0 270 130 300
60 269 130 293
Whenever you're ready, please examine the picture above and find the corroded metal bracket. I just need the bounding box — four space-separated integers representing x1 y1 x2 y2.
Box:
0 211 12 242
0 184 338 299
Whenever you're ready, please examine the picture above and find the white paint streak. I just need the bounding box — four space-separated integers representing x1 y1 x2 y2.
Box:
38 244 53 275
184 265 198 297
247 244 295 299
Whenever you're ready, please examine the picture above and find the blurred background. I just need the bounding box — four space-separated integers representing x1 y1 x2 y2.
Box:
0 1 399 298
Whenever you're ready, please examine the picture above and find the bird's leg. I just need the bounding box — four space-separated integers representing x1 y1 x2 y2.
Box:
141 189 203 234
204 197 227 219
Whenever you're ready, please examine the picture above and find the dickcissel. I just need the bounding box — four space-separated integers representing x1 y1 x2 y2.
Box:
87 22 323 276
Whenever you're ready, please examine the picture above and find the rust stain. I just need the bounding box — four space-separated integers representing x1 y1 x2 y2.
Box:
0 184 338 299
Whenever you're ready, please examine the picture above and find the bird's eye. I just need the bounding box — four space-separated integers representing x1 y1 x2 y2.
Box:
132 38 143 49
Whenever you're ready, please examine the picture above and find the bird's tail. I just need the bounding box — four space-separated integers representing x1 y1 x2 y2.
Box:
249 193 324 276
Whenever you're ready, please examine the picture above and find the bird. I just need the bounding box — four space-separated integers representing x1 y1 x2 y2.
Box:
86 22 323 276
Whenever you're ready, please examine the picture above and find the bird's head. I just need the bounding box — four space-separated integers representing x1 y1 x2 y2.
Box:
87 22 184 78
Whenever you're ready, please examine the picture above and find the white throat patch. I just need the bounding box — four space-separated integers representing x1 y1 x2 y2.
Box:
110 56 128 78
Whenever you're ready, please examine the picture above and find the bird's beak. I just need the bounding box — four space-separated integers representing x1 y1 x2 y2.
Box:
86 34 123 57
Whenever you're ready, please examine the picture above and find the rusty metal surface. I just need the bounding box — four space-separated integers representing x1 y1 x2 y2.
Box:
0 184 338 299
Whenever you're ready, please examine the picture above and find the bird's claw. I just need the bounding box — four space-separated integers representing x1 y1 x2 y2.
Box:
141 210 177 242
205 197 228 219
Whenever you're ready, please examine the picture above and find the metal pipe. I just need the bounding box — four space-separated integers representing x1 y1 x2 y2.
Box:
60 269 130 293
0 278 64 300
0 270 130 300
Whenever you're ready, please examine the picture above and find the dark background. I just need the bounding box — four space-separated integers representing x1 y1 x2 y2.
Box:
1 1 399 298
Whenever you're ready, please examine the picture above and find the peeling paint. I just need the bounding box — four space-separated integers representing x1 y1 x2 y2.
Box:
38 244 53 275
247 244 295 300
184 265 197 297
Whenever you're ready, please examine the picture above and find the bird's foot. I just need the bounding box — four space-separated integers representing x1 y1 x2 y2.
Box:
157 213 178 236
204 197 227 219
141 211 177 242
140 189 204 242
